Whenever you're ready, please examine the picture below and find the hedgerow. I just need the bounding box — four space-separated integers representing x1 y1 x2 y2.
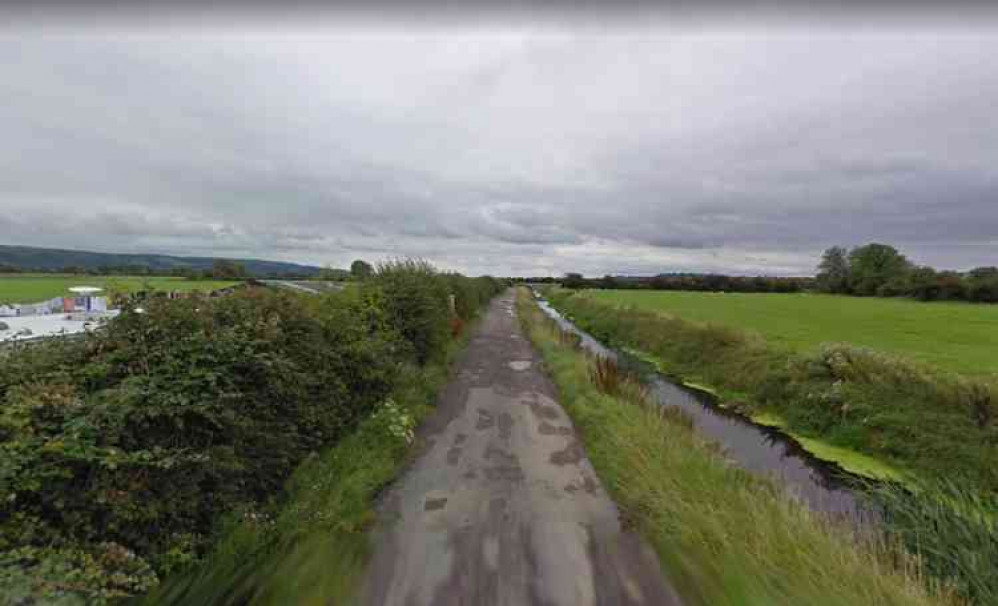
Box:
0 263 504 602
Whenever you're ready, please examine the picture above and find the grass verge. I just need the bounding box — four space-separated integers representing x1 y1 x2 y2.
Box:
143 327 473 605
543 288 998 493
516 288 953 605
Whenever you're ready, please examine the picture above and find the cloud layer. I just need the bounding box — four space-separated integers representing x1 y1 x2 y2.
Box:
1 28 996 275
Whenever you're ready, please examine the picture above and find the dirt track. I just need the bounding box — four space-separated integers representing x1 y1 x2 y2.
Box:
360 291 681 606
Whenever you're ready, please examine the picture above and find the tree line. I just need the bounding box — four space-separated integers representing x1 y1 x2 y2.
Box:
817 243 998 303
519 273 812 293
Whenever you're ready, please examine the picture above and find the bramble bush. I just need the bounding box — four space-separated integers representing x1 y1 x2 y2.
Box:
0 262 505 602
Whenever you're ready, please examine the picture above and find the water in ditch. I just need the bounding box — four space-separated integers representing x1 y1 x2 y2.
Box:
533 294 880 526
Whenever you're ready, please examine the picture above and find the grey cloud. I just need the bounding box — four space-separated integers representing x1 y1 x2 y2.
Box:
1 30 997 276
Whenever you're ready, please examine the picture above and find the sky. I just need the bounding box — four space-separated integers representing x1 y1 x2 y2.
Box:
1 14 997 276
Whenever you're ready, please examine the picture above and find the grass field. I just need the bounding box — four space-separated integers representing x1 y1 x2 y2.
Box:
0 275 239 304
586 290 998 377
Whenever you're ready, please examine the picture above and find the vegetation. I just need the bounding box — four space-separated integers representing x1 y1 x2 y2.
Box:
144 339 467 605
0 275 239 305
516 288 951 606
872 480 998 605
817 242 998 303
579 289 998 377
543 287 998 604
0 261 504 603
209 259 247 280
542 288 998 493
350 259 374 280
553 272 812 293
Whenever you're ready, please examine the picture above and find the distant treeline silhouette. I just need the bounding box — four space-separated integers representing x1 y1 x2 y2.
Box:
816 243 998 303
515 273 812 293
512 242 997 303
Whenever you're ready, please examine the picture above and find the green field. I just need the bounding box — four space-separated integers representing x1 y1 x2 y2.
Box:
586 290 998 377
0 275 239 304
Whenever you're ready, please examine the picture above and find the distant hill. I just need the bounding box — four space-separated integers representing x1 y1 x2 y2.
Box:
0 245 327 278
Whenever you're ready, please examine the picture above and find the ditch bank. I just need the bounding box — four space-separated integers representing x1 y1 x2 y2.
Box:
538 288 998 496
533 292 879 523
532 289 998 605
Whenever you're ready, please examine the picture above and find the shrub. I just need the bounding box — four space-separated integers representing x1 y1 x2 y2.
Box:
0 263 504 602
369 260 451 365
369 261 505 365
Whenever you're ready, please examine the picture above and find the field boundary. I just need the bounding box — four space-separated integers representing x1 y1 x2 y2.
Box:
543 287 998 493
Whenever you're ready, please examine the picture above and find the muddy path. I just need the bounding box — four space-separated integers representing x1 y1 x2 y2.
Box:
359 291 681 606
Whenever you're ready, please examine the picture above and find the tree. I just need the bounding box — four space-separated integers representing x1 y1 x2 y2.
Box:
562 273 586 289
967 267 998 303
600 274 619 290
350 259 374 280
969 266 998 280
847 243 911 296
816 246 851 294
935 271 967 300
212 259 247 280
905 266 941 301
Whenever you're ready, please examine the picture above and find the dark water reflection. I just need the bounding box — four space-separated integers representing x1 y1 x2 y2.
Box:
533 293 880 526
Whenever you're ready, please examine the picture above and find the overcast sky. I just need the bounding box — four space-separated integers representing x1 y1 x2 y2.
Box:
1 21 997 276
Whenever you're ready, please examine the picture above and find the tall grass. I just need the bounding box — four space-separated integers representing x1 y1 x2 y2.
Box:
517 288 956 606
872 481 998 605
544 288 998 493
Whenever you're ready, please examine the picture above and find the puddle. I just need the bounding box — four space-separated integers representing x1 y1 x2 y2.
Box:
508 360 532 371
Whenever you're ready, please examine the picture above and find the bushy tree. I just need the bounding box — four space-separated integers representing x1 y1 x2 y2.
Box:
967 267 998 303
563 272 586 289
370 259 451 365
847 243 911 296
211 259 247 279
350 259 374 280
969 266 998 280
816 246 851 293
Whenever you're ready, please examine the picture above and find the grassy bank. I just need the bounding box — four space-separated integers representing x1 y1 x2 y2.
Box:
516 288 951 606
544 288 998 493
0 274 239 304
587 290 998 377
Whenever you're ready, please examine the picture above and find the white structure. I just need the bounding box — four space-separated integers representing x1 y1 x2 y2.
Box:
0 310 120 343
1 286 118 343
67 286 104 312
